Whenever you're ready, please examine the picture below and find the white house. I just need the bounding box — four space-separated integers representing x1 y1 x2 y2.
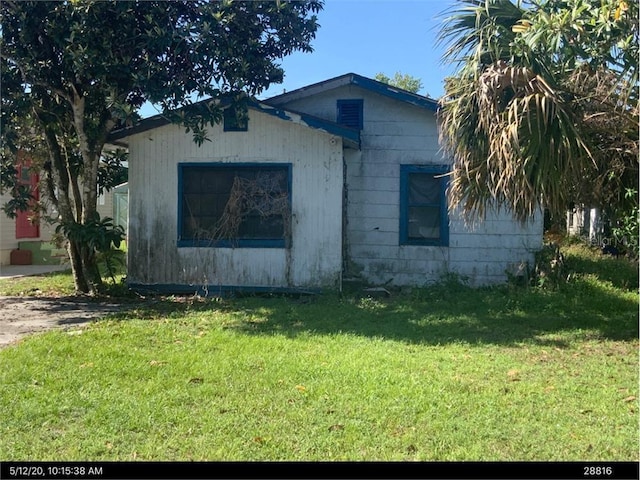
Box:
108 73 543 295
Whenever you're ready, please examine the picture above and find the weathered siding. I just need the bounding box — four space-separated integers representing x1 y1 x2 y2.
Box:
278 85 543 286
126 108 343 291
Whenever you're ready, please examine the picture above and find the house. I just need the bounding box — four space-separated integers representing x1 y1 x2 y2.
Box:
1 155 128 266
0 156 61 266
108 73 542 295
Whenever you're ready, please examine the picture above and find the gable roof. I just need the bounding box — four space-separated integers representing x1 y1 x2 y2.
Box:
108 99 360 149
264 73 439 112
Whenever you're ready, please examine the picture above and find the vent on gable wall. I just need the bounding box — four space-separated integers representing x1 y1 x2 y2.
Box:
337 99 363 130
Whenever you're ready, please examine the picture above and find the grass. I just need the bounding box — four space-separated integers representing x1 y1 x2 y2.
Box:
0 239 638 461
0 248 126 297
0 268 76 297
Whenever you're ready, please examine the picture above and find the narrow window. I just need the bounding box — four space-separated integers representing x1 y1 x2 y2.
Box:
400 165 449 246
337 99 363 130
15 161 40 239
178 163 291 248
223 104 248 132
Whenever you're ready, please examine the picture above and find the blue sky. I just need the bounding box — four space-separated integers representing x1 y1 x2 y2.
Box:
140 0 459 117
260 0 459 100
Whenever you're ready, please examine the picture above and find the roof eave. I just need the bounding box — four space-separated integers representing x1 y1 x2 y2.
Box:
249 101 360 149
107 100 361 149
265 72 439 112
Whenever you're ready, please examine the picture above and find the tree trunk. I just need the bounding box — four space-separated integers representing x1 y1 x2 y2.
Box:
67 239 89 293
81 244 103 294
41 119 99 294
68 89 106 295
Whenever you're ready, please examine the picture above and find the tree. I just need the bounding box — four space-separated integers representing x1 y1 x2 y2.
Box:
0 0 323 294
436 0 638 228
375 71 423 94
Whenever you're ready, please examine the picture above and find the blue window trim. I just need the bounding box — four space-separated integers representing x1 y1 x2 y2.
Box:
337 99 364 130
177 162 292 248
399 164 450 246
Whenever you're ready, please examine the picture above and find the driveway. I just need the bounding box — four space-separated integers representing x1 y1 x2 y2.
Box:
0 265 136 349
0 295 132 349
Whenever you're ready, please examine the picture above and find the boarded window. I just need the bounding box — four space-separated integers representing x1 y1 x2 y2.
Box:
337 99 363 130
179 164 291 248
400 165 449 246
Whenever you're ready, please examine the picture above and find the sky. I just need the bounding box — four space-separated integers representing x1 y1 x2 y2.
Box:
258 0 459 100
141 0 460 117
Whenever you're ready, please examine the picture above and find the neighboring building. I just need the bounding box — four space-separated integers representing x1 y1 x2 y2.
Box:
97 182 129 235
566 204 601 242
0 157 60 266
1 157 128 267
108 73 543 295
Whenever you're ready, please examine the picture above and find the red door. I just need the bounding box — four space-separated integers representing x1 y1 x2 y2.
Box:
15 161 40 239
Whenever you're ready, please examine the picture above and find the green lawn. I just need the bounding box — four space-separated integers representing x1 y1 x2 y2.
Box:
0 241 638 461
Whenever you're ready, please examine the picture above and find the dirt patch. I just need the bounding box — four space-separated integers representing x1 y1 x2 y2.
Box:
0 296 134 349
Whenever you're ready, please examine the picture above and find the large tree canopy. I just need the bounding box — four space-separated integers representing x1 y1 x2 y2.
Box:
437 0 638 228
0 0 323 294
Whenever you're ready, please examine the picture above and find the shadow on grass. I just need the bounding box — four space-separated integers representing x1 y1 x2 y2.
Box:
563 253 639 290
20 243 636 348
217 277 639 347
95 269 639 348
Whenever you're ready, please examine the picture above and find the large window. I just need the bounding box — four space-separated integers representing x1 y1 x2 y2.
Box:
400 165 449 246
178 163 291 247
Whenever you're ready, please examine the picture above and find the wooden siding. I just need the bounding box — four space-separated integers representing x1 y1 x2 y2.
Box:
279 85 543 286
126 109 343 290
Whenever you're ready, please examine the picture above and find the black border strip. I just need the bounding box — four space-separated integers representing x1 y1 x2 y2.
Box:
1 461 638 480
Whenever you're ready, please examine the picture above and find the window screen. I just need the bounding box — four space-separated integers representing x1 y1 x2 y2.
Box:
179 164 290 247
400 165 449 246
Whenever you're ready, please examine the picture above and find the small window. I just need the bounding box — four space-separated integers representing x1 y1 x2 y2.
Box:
178 163 291 248
337 99 363 130
223 104 248 132
400 165 449 246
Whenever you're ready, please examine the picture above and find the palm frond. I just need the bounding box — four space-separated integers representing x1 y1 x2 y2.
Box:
440 58 592 223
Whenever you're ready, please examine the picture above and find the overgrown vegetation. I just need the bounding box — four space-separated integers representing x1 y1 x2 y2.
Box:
0 0 323 294
437 0 638 228
186 171 291 247
0 239 637 461
527 235 639 291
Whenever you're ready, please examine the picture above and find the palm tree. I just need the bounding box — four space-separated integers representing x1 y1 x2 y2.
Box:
437 0 638 225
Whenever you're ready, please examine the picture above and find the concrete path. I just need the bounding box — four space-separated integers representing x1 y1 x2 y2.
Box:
0 295 130 349
0 264 70 278
0 265 135 349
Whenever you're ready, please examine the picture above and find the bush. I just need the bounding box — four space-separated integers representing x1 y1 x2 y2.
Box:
527 235 639 291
